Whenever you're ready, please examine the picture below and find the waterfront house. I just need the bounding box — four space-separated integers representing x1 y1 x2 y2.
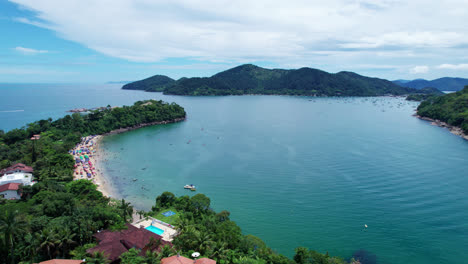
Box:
87 223 171 263
0 163 35 186
0 183 21 200
161 255 216 264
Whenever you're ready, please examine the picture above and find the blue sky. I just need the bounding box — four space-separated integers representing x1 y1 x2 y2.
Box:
1 0 468 83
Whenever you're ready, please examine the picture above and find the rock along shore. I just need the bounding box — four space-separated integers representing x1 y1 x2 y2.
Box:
102 117 186 136
416 115 468 141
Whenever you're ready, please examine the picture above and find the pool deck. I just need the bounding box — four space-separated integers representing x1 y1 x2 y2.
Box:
132 217 178 242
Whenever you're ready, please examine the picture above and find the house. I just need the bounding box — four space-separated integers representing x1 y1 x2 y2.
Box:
36 259 83 264
0 163 34 175
37 260 83 264
87 223 171 263
0 163 35 186
161 255 216 264
0 183 22 200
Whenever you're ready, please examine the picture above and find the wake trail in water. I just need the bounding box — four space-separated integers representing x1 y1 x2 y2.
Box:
0 110 24 112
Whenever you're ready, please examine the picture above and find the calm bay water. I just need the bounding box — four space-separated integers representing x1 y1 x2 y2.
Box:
2 84 468 264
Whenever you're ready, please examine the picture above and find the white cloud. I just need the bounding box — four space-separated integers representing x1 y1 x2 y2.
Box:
437 63 468 70
15 46 48 55
410 66 429 74
7 0 468 79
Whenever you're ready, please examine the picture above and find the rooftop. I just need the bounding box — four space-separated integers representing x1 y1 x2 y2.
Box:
87 223 171 262
0 182 21 192
0 163 34 175
37 259 83 264
161 255 216 264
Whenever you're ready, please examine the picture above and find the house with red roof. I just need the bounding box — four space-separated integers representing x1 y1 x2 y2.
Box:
0 163 35 186
36 259 83 264
161 255 216 264
0 182 22 200
87 223 172 263
0 163 34 175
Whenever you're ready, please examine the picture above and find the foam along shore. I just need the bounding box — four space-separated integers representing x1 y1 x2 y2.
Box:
417 115 468 141
69 135 114 197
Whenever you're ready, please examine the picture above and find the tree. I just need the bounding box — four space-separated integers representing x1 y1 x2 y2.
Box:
190 193 211 212
37 229 58 260
86 251 111 264
154 191 176 211
120 248 145 264
0 210 28 264
294 247 309 264
118 199 133 222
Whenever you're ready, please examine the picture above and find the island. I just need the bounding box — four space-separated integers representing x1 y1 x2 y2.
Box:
0 100 364 264
417 86 468 140
123 64 425 97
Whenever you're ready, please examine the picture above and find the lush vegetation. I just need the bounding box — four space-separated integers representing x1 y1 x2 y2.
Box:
0 99 363 264
146 191 358 264
394 77 468 92
405 87 444 101
122 75 176 92
123 64 420 96
417 86 468 134
0 100 185 181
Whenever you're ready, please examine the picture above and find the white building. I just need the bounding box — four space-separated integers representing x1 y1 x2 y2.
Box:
0 163 36 186
0 183 21 200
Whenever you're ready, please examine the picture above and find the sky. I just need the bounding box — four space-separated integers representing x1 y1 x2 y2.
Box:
1 0 468 83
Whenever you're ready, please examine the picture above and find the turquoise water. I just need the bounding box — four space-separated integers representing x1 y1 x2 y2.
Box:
146 225 165 236
0 83 166 131
100 96 468 264
2 84 468 263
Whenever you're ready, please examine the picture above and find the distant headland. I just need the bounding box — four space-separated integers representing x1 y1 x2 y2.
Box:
123 64 428 97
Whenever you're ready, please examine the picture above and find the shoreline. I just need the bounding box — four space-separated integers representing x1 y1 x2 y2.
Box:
70 117 186 198
416 115 468 141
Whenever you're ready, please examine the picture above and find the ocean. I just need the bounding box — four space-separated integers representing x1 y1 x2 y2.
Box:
2 83 468 264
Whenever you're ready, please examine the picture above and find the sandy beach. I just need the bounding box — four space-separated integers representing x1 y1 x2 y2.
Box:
69 135 116 198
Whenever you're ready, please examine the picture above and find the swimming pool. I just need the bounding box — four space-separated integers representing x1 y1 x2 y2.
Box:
145 225 165 236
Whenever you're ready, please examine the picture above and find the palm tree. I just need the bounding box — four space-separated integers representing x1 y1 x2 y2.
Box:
137 210 145 220
57 227 77 258
20 233 38 263
118 199 133 222
85 251 110 264
0 210 28 264
144 250 160 264
36 229 58 260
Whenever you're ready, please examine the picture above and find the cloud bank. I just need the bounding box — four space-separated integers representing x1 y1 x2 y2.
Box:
8 0 468 78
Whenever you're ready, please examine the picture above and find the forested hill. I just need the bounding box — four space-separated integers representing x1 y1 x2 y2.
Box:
417 86 468 134
394 77 468 91
122 64 420 96
122 75 176 91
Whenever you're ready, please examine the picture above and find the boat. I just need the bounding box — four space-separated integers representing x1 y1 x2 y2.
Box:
184 184 196 191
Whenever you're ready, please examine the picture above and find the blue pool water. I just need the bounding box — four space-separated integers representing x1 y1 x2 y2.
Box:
146 225 165 236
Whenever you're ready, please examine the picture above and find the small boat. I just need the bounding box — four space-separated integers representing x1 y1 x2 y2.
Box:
184 184 196 191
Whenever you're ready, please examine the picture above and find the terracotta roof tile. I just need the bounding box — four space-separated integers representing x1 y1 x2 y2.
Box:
38 259 83 264
0 183 21 192
161 255 216 264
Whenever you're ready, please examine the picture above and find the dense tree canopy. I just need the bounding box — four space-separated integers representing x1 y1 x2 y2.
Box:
417 86 468 134
123 64 421 97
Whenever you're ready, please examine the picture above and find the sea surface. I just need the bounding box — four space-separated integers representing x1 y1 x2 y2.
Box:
2 84 468 264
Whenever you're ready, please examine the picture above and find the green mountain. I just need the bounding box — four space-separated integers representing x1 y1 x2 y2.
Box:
394 77 468 91
123 64 420 96
122 74 175 92
417 86 468 133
